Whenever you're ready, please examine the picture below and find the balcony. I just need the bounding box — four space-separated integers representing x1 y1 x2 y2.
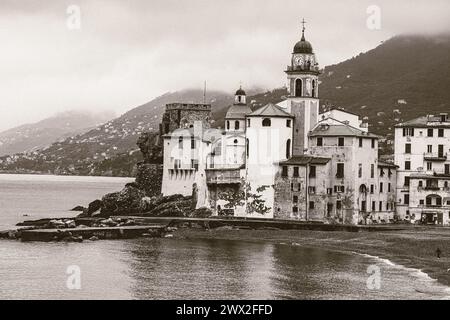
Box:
205 168 241 185
424 186 440 191
424 152 447 161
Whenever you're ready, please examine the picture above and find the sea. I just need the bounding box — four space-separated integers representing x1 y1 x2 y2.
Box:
0 174 449 300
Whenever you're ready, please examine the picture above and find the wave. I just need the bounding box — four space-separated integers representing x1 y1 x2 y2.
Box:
352 251 450 299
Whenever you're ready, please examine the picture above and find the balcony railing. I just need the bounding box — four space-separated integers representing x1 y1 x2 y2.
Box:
423 152 447 161
205 168 241 185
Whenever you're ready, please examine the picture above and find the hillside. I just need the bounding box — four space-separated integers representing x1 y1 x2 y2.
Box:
0 111 113 156
0 90 237 176
1 34 448 176
318 34 450 135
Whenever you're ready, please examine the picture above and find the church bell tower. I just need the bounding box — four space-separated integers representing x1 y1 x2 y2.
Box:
285 19 320 155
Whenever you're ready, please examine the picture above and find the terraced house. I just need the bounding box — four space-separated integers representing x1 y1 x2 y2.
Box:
395 114 450 225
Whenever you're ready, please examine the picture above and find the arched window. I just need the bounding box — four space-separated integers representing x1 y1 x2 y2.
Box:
178 136 183 149
286 139 291 159
226 121 230 130
295 79 302 97
235 121 240 130
262 118 271 127
312 80 316 97
238 96 241 103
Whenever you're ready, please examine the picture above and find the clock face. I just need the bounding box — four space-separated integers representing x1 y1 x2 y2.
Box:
295 55 304 66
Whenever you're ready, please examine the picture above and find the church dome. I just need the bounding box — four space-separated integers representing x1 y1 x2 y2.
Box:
294 38 313 54
235 88 246 96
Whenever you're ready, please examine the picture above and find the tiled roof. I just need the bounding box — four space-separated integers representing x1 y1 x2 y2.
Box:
395 115 450 128
247 103 294 118
279 155 330 166
225 104 253 119
309 123 379 138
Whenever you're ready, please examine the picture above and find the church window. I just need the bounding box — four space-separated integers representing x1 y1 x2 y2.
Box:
235 121 240 130
317 137 323 146
191 137 195 149
282 166 288 177
286 139 291 159
247 119 250 127
178 136 183 149
226 121 230 130
246 139 249 158
312 80 316 97
262 118 271 127
295 79 303 97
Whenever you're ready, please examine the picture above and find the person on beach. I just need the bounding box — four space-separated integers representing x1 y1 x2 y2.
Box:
436 248 442 259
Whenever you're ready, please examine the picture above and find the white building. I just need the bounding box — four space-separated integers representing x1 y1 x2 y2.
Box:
394 113 450 225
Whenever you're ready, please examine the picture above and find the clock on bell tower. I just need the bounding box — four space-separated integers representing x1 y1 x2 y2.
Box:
285 19 320 155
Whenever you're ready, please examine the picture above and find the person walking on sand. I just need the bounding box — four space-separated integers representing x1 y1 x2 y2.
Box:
436 248 442 259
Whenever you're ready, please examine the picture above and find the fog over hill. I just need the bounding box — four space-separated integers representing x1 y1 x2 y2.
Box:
1 34 448 176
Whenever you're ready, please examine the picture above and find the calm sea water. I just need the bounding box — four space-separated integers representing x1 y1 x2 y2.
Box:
0 174 449 300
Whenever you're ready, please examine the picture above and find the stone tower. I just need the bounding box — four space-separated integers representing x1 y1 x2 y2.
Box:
160 103 212 135
285 20 320 155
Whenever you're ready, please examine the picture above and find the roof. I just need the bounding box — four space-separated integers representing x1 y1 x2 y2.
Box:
378 161 398 169
327 107 361 117
309 123 379 138
293 33 313 54
235 88 246 96
395 115 450 128
247 103 294 118
225 104 253 119
279 155 330 166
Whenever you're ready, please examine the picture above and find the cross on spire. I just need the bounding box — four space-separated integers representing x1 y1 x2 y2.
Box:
301 18 306 40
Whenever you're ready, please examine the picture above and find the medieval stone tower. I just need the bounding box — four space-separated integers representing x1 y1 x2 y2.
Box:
285 20 320 155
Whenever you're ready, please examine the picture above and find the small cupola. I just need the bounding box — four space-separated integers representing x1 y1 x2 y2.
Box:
234 86 246 105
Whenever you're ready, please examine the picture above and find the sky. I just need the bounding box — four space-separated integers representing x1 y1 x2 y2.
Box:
0 0 449 131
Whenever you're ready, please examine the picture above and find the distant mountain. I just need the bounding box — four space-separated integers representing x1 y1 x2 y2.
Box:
0 111 114 156
0 90 237 176
1 34 449 176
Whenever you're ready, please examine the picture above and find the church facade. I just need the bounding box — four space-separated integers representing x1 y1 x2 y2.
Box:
160 26 398 225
